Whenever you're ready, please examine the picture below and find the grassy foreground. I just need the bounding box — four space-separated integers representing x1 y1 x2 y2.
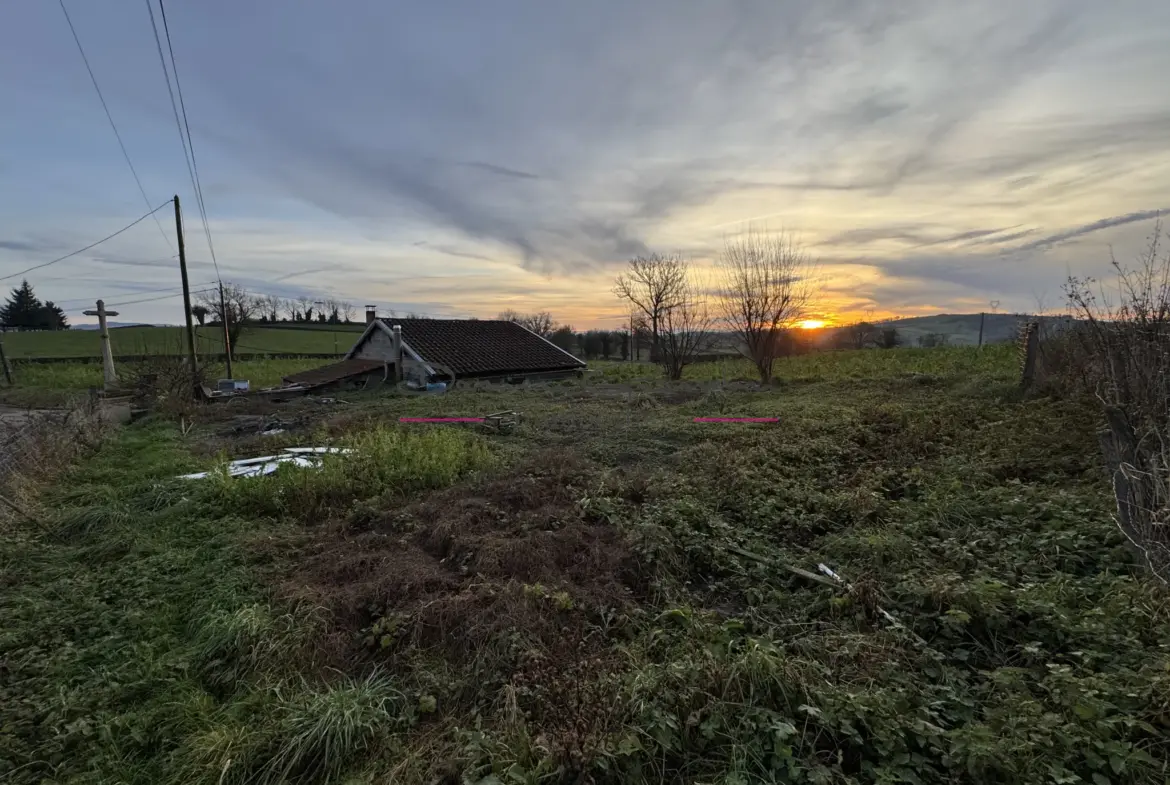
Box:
2 345 1168 784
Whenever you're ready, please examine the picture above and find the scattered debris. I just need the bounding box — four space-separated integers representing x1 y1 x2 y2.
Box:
817 563 932 649
179 447 350 480
219 414 304 438
724 544 837 587
482 410 523 432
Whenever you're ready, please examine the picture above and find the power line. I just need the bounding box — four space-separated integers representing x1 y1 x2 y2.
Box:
107 287 215 308
147 0 220 279
58 0 173 254
55 280 215 306
0 200 174 282
63 286 217 316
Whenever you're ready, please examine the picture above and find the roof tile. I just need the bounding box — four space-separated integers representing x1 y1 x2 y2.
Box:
381 318 584 377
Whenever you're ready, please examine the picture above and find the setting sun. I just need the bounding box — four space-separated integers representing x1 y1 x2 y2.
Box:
797 319 827 330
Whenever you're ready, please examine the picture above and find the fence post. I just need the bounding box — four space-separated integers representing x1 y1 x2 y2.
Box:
1019 321 1040 390
0 341 11 385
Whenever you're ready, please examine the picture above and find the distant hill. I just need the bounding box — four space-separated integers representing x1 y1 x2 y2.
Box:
873 313 1074 346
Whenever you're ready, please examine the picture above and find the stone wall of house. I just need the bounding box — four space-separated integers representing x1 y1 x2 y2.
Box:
353 325 394 361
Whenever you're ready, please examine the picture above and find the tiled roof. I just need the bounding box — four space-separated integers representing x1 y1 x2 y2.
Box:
282 358 387 387
380 318 584 377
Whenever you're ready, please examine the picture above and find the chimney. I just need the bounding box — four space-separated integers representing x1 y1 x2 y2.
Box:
365 305 377 324
392 324 403 382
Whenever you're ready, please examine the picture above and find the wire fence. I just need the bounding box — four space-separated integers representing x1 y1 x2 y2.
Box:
0 394 109 494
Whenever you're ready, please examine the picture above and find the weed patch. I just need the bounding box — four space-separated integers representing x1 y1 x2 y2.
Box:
4 347 1170 784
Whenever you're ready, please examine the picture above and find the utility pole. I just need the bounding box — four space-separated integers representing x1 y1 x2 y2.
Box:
83 299 119 390
977 312 985 348
219 281 233 378
174 195 199 388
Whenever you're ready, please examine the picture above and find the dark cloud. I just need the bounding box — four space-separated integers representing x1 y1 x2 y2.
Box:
0 239 40 252
1016 208 1167 251
974 228 1036 245
458 161 541 180
411 240 503 262
273 267 329 282
821 225 1023 248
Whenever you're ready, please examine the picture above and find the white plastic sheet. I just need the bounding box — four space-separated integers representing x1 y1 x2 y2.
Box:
179 447 351 480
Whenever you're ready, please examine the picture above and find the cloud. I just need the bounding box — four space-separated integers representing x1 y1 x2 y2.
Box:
412 241 497 262
457 161 541 180
0 239 40 252
1016 208 1167 251
4 0 1170 325
182 0 1117 272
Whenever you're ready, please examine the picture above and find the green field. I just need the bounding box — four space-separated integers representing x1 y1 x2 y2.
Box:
3 345 1167 784
0 323 365 359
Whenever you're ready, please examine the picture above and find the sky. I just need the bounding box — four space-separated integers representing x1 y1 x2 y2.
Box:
1 1 1168 329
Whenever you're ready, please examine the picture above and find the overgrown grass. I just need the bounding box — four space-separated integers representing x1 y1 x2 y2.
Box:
0 419 486 784
590 342 1017 384
0 358 327 408
200 425 495 520
176 674 410 785
3 345 1167 784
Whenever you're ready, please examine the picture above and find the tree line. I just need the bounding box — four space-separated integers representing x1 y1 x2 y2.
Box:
605 231 956 381
0 280 69 331
190 284 358 353
497 309 633 360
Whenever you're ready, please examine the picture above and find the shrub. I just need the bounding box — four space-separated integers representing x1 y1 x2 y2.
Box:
1066 222 1170 583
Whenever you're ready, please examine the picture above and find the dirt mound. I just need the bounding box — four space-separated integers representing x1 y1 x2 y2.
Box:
284 449 645 664
277 450 644 761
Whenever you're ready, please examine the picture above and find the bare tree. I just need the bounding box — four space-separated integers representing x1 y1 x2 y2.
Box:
498 310 556 337
281 297 299 322
261 293 281 322
613 253 688 363
190 304 209 326
339 301 356 323
715 228 815 384
833 320 878 350
296 296 313 323
659 280 715 380
195 283 259 357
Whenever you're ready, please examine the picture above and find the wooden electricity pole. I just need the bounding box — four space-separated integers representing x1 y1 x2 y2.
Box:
83 299 120 390
174 195 199 388
219 281 233 378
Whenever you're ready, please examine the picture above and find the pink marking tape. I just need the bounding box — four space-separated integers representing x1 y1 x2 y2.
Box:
399 417 485 423
693 417 779 423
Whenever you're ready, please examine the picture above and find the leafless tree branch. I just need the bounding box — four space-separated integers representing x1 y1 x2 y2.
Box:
715 228 816 384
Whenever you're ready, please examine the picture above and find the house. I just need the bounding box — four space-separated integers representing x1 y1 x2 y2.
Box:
282 316 585 389
349 317 585 383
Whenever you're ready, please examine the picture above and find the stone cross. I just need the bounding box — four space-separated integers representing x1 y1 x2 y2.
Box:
83 299 120 389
